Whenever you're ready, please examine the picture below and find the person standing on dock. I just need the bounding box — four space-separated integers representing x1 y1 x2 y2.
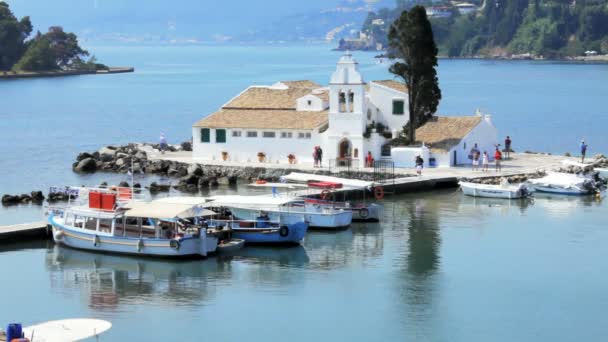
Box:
482 151 489 172
580 140 588 163
494 148 503 172
312 147 319 167
318 146 323 168
159 133 167 155
505 136 512 159
415 155 424 176
470 144 480 171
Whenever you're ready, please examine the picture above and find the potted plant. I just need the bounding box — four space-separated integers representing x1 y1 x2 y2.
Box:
288 154 296 164
257 152 266 163
221 151 229 161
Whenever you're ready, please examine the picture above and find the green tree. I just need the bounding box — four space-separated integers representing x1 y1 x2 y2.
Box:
0 2 32 70
388 6 441 143
13 26 90 71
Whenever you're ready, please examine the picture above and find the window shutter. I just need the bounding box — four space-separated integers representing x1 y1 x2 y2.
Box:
216 129 226 143
393 100 404 115
200 128 210 143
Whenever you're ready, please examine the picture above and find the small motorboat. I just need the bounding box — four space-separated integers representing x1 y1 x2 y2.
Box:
206 216 309 245
459 180 533 199
528 172 601 195
217 238 245 253
303 198 382 222
2 319 111 342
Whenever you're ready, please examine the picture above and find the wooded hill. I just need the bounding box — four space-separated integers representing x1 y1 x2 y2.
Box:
361 0 608 57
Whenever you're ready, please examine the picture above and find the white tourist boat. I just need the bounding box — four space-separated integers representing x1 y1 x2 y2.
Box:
47 187 231 258
459 180 533 199
205 195 353 230
528 172 600 195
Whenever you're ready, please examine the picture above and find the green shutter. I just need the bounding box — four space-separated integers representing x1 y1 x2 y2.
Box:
393 100 404 115
216 129 226 143
200 128 210 143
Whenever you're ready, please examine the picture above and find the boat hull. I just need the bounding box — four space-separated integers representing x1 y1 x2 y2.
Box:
529 184 590 195
231 222 308 245
49 216 213 258
230 207 353 230
460 182 530 199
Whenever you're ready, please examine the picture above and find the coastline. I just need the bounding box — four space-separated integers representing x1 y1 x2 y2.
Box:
0 67 134 80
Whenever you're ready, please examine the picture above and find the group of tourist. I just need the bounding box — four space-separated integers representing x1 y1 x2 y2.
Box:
313 146 324 168
469 136 512 172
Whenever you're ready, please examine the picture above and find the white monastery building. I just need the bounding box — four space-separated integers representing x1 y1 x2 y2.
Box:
192 52 498 168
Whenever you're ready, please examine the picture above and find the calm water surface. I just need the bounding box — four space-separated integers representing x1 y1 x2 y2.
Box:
1 44 608 340
1 191 607 341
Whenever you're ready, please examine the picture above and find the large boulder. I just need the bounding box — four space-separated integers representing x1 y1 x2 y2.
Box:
181 141 192 151
30 191 45 203
2 195 20 205
187 164 203 177
73 157 97 173
198 177 210 189
19 194 32 203
135 151 147 160
98 146 116 158
179 174 199 186
76 152 95 162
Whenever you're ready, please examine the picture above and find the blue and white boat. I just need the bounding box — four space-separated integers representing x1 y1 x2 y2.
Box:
152 196 308 245
528 172 601 195
48 188 230 258
206 195 353 230
207 217 308 245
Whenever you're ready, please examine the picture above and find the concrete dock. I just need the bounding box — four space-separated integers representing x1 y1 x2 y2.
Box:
150 151 578 195
0 221 50 242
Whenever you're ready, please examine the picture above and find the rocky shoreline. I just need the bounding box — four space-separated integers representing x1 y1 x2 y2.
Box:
72 143 381 193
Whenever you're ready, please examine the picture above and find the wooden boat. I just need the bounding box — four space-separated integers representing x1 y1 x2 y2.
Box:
459 180 533 199
47 187 231 258
528 172 600 195
2 319 111 342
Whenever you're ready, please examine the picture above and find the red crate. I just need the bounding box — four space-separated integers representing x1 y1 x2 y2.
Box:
100 193 116 211
89 192 102 209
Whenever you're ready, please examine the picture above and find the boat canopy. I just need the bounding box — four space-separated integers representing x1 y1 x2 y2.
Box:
528 172 589 187
124 202 216 219
203 195 295 209
152 196 212 205
282 172 374 189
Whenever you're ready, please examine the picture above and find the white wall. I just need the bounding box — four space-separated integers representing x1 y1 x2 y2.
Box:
296 95 327 112
192 127 321 164
368 83 408 132
450 115 499 166
391 146 430 168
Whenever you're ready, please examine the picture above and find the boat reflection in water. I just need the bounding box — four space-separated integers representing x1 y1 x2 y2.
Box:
45 245 233 311
221 245 310 268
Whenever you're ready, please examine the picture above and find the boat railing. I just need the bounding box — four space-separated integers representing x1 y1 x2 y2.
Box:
207 218 282 229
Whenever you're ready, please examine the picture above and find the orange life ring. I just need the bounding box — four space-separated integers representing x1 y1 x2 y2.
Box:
374 186 385 200
320 189 331 200
256 179 267 185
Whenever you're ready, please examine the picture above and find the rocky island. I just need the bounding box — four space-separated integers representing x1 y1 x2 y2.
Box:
0 3 133 79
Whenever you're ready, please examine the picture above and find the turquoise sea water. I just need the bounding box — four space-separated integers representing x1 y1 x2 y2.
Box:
1 44 608 341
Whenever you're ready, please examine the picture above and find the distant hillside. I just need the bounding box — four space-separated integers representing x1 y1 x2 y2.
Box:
351 0 608 58
5 0 394 43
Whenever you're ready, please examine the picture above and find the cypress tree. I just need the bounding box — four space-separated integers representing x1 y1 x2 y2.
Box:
388 6 441 144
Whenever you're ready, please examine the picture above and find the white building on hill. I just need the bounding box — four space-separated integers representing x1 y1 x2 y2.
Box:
192 52 498 168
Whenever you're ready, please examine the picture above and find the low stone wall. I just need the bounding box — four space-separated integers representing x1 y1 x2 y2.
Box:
73 143 381 193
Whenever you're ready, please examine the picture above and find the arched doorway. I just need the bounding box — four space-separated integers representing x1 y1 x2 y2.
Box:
338 139 351 159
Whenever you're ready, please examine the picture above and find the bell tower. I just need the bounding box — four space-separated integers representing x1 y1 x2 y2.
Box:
325 52 367 162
